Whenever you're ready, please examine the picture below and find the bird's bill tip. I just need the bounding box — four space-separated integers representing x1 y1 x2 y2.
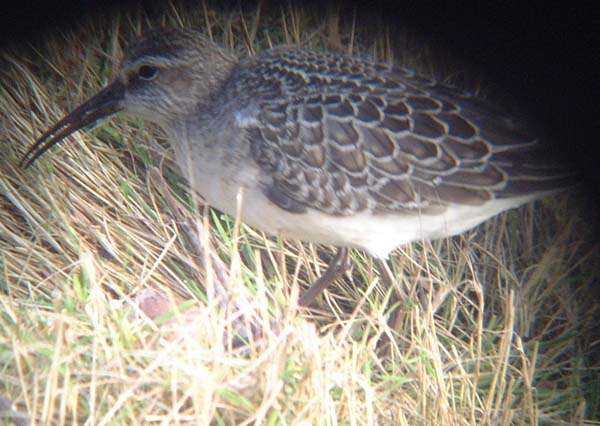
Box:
19 80 126 168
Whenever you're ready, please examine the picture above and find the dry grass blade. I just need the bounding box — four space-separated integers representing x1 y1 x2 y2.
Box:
1 2 599 425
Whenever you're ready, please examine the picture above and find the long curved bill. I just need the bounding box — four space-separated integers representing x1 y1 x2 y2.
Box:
20 80 126 168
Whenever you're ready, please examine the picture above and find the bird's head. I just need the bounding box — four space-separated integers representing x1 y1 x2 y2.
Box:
20 28 237 168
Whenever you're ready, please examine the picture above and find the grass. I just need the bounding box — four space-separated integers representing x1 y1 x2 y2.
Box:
1 1 599 425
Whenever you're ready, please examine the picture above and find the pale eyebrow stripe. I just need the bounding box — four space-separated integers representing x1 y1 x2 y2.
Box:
123 56 177 71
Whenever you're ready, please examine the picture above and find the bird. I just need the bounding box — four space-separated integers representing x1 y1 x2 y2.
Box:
20 28 575 306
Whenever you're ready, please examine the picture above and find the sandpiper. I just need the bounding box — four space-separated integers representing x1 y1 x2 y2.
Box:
21 28 575 306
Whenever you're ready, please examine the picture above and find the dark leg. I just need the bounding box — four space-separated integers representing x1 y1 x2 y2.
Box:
374 258 406 304
299 247 350 306
374 258 392 289
374 257 408 338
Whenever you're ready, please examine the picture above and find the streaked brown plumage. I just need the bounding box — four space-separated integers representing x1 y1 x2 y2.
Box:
21 28 575 305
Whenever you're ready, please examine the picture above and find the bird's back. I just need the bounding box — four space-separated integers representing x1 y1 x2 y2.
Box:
222 47 575 221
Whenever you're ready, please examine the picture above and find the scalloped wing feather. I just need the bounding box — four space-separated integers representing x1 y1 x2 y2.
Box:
231 48 574 216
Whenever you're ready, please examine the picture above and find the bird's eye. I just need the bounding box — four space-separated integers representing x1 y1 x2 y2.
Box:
136 65 159 80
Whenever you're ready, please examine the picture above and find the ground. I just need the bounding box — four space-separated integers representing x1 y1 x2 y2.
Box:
0 2 598 425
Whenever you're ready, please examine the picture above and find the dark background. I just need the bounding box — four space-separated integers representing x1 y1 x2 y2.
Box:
1 0 597 206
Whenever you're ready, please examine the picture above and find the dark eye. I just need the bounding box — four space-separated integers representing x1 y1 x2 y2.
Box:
136 65 158 80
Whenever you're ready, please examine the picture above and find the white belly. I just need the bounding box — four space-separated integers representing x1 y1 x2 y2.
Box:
169 122 538 259
181 155 535 259
233 190 535 259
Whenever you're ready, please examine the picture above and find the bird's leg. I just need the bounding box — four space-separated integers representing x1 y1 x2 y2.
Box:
373 258 406 304
374 257 407 333
374 258 393 289
299 247 350 306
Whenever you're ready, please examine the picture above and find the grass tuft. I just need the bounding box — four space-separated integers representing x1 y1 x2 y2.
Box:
1 2 599 425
